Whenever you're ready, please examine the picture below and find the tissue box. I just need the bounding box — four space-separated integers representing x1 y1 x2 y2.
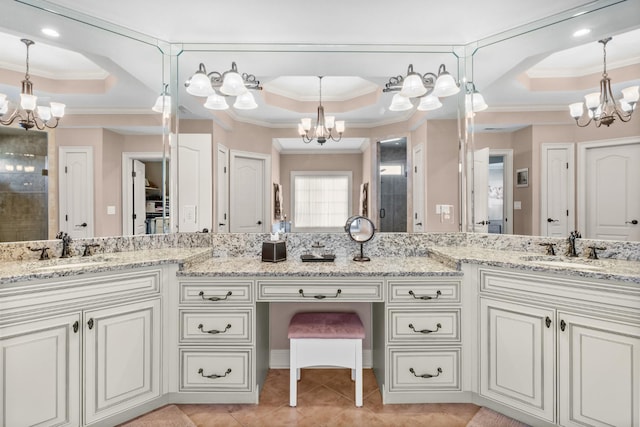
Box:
262 241 287 263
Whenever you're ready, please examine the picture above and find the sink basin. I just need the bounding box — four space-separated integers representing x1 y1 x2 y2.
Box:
520 255 603 271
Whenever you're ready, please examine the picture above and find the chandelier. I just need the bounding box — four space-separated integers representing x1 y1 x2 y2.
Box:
298 76 345 145
0 39 66 130
184 62 262 110
383 64 460 111
569 37 638 127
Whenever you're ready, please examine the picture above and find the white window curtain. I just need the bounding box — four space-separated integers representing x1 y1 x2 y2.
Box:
292 172 351 229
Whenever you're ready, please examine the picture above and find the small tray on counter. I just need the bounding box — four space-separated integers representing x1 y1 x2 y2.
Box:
300 254 336 262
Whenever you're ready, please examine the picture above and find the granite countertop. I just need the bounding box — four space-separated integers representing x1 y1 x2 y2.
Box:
428 246 640 284
178 255 461 277
0 248 212 285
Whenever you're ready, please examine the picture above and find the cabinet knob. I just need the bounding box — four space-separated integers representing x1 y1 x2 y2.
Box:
87 318 94 330
545 316 551 328
560 319 566 332
72 321 79 333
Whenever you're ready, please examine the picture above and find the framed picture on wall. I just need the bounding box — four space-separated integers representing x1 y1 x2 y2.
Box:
516 168 529 187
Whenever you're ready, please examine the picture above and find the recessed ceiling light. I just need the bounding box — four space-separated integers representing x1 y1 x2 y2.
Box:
573 28 591 38
41 28 60 38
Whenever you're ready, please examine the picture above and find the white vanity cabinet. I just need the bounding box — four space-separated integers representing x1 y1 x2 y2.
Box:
375 278 464 404
0 267 165 427
476 267 640 427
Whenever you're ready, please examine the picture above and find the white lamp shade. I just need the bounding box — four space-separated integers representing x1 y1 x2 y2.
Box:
203 93 229 110
389 93 413 111
20 93 37 110
417 94 442 111
584 92 601 110
433 73 460 97
569 102 584 119
587 105 602 119
335 120 345 133
37 106 52 121
233 91 257 109
324 115 335 129
621 85 639 104
301 118 312 131
297 123 306 136
400 73 427 98
49 102 66 118
0 101 7 115
470 93 488 112
221 71 247 96
152 95 171 113
186 72 214 97
620 100 633 113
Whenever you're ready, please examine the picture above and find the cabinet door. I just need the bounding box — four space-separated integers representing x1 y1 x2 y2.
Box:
559 312 640 427
0 314 80 427
84 299 160 424
480 298 555 422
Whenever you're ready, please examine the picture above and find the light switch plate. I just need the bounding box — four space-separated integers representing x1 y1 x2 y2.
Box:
107 205 116 215
514 201 522 210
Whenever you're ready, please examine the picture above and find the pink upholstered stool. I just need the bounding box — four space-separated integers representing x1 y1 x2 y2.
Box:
288 312 365 407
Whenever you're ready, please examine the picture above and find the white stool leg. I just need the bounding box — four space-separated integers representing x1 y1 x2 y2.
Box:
297 368 301 381
355 339 362 407
290 340 297 407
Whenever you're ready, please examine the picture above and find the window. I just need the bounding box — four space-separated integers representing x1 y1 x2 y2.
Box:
291 171 352 231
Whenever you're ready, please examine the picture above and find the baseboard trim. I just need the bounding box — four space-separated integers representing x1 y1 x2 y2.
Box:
269 349 373 369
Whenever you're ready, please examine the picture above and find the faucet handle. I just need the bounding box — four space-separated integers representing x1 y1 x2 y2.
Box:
29 246 50 260
539 242 557 256
586 246 606 260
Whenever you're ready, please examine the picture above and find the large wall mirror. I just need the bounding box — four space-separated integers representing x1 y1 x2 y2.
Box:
2 0 638 244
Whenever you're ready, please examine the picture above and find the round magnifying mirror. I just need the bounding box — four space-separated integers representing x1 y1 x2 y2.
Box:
344 215 375 261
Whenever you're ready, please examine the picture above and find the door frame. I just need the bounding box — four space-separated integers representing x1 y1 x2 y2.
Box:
229 149 271 233
122 152 166 236
577 136 639 235
540 143 574 237
412 143 425 232
216 143 230 233
59 146 94 237
490 148 514 235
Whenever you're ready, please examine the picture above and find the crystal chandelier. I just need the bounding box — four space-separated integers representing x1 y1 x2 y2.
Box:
0 39 66 130
383 64 460 111
184 62 262 110
569 37 638 127
298 76 345 145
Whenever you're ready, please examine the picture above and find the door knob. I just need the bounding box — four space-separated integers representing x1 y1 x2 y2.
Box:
76 222 88 227
547 218 559 223
219 223 226 226
415 222 422 226
626 219 638 225
476 220 490 225
256 220 262 225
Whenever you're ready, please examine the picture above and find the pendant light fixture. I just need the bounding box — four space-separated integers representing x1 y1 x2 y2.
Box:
0 39 66 130
298 76 345 145
184 62 262 110
383 64 460 112
569 37 638 127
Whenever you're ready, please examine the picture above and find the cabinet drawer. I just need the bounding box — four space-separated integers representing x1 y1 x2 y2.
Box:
388 347 460 392
179 280 253 304
387 280 460 304
257 279 383 301
389 309 460 342
180 309 252 344
180 348 252 392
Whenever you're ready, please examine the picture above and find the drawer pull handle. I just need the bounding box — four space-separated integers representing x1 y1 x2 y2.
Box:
408 290 442 300
409 367 442 378
198 368 232 379
299 289 342 299
198 323 232 334
199 291 232 301
408 323 442 334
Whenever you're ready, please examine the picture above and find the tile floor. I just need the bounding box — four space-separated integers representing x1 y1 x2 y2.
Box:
177 368 482 426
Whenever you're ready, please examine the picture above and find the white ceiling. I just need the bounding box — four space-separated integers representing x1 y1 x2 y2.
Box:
0 0 639 149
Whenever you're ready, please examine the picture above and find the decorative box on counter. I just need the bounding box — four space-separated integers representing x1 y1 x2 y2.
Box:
262 240 287 262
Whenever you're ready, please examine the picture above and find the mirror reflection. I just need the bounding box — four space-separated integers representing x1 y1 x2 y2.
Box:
1 0 638 244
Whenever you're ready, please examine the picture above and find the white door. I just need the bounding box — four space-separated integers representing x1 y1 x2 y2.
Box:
230 151 268 233
0 313 80 427
412 144 425 232
59 147 94 238
172 134 212 233
583 141 640 240
468 148 489 232
558 312 640 427
480 298 555 422
84 299 160 424
133 160 146 235
541 143 574 237
217 144 230 233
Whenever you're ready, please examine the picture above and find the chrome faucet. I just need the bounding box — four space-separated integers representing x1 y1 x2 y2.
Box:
56 232 73 258
566 230 581 257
